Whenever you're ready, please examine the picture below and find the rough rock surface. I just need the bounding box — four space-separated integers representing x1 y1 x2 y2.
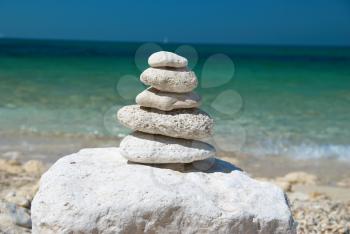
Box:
140 67 198 93
148 51 188 68
120 132 215 163
117 105 213 139
0 158 44 233
136 87 201 111
32 147 296 234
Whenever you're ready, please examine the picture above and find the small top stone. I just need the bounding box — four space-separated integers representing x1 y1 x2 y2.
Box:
148 51 188 68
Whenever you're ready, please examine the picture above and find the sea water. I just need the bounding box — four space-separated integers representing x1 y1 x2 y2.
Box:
0 39 349 160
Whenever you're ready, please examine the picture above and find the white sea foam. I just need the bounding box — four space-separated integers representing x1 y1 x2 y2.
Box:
242 140 350 161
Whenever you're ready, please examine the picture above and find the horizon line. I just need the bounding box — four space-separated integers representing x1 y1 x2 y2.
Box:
1 36 350 49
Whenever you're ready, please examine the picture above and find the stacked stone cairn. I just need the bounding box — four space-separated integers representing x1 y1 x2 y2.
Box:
117 51 215 164
31 50 296 233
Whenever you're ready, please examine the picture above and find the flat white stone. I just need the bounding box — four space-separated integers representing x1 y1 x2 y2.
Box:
140 67 197 93
135 87 201 111
31 148 296 234
120 132 215 163
117 105 213 139
148 51 188 68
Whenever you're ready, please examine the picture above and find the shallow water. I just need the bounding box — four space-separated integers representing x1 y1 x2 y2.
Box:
0 39 350 160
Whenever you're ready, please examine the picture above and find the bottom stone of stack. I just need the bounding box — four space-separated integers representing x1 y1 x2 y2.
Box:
31 148 296 234
120 132 215 163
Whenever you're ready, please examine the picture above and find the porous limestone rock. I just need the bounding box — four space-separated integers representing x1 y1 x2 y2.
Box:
117 105 213 139
140 67 198 93
148 51 188 68
120 132 215 163
31 148 296 234
136 87 201 111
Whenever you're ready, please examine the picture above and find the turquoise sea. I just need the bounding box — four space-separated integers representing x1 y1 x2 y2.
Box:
1 39 350 161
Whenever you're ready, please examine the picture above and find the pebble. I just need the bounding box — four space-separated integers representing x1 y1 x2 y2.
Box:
120 132 215 163
5 191 31 208
117 105 214 139
140 67 198 93
266 171 318 192
22 160 46 175
0 159 23 174
3 202 32 228
148 51 188 68
282 171 317 185
136 87 201 111
4 183 39 208
337 177 350 188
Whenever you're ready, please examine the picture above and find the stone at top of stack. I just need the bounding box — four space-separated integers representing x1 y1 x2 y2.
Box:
117 51 215 164
148 51 188 68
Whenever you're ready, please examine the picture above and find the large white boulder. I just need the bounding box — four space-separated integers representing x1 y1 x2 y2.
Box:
117 105 213 139
120 132 215 163
32 148 296 234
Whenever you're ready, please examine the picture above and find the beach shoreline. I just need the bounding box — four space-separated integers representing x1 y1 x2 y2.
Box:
1 131 349 186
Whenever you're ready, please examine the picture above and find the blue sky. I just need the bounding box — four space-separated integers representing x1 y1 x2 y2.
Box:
0 0 349 45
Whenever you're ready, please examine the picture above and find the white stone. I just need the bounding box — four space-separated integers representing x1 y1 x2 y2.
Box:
120 132 215 163
148 51 188 68
117 105 213 139
140 67 197 93
135 87 201 111
31 148 296 234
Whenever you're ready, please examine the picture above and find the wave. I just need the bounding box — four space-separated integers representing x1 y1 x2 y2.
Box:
242 140 350 161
